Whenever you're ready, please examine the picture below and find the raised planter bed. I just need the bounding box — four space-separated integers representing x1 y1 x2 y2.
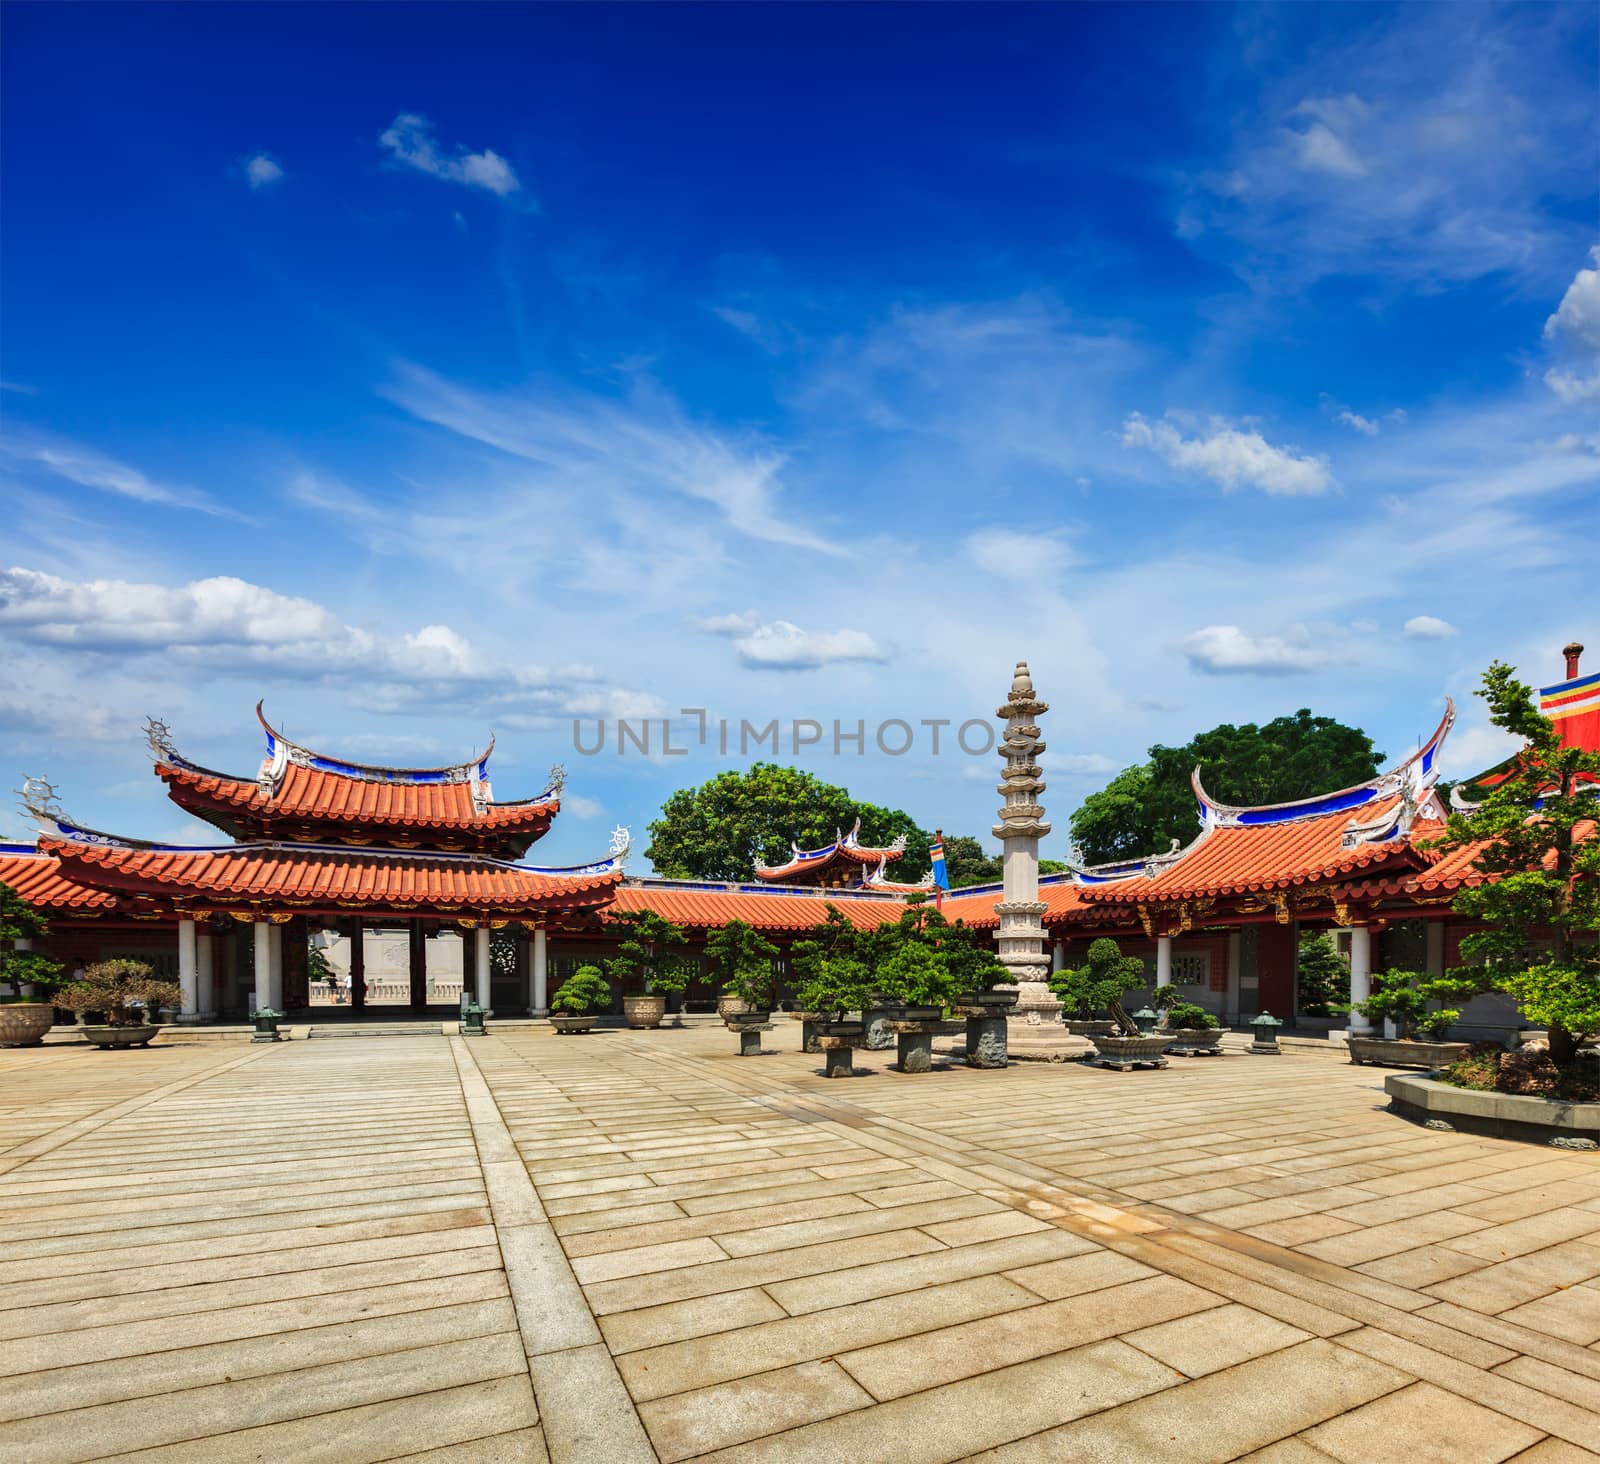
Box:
0 1003 55 1047
1164 1026 1226 1056
1089 1034 1170 1071
549 1015 598 1034
79 1024 163 1049
1385 1072 1599 1147
1349 1036 1470 1069
622 994 667 1030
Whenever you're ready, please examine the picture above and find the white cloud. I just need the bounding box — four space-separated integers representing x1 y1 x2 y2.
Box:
1180 624 1327 676
1441 720 1522 780
1544 367 1600 404
1293 121 1366 179
1404 615 1457 639
1335 410 1379 436
965 528 1072 580
382 362 839 554
2 430 227 515
1121 412 1333 495
0 566 657 717
1544 246 1600 350
699 611 885 670
378 114 521 197
243 153 283 190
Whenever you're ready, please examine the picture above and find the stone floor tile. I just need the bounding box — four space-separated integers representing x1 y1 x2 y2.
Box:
835 1274 1220 1401
1426 1241 1600 1315
1353 1244 1493 1289
973 1338 1410 1463
381 1424 549 1462
1122 1301 1312 1377
1247 1214 1364 1247
1493 1355 1600 1417
526 1341 656 1464
1304 1379 1543 1463
1299 1212 1492 1267
1003 1248 1159 1300
1504 1440 1600 1462
1499 1281 1600 1346
637 1358 873 1461
1445 1210 1600 1263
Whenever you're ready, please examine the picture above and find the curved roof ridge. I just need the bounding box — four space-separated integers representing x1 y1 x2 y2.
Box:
1191 699 1454 828
256 701 495 784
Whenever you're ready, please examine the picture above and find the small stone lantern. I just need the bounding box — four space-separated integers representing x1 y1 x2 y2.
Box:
1249 1011 1283 1054
1133 1006 1159 1035
252 1008 284 1043
462 1000 487 1037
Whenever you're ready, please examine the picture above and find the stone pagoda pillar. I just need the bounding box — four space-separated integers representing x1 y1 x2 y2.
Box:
993 662 1063 1025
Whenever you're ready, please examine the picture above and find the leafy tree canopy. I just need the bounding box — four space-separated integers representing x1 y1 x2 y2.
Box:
604 908 690 994
1433 661 1600 1064
0 880 64 1000
646 763 931 882
1070 710 1384 865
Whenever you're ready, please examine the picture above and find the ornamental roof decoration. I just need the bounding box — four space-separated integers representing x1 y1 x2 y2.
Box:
752 818 908 884
149 703 562 856
862 855 936 894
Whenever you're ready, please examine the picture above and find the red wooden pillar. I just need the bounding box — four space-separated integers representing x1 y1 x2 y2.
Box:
349 918 366 1010
1256 922 1297 1018
408 920 428 1010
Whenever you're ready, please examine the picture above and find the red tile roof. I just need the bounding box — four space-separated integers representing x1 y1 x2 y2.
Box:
0 850 118 911
938 879 1096 930
610 884 903 933
38 837 620 914
1079 796 1437 904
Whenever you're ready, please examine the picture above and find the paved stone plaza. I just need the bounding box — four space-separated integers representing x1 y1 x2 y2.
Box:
3 1025 1599 1463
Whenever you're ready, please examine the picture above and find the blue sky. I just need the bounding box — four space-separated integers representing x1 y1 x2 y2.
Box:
2 2 1596 866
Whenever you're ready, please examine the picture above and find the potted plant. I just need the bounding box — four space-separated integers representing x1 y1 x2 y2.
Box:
1338 969 1470 1068
605 909 688 1030
1070 939 1171 1070
1161 999 1224 1055
792 906 869 1052
57 959 181 1048
1046 939 1131 1039
708 919 780 1024
0 881 65 1048
549 965 612 1033
942 919 1015 1012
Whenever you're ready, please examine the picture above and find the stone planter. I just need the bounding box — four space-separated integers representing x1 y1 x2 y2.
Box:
718 994 754 1019
797 1012 823 1053
1385 1073 1600 1147
1349 1036 1470 1069
1065 1019 1117 1037
79 1024 162 1049
550 1014 597 1034
0 1002 55 1047
1165 1026 1225 1056
623 994 667 1030
819 1019 866 1041
1089 1033 1170 1071
902 1004 945 1023
723 1009 772 1029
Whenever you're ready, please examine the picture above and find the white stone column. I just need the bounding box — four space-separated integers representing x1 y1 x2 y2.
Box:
196 931 215 1019
267 923 284 1011
177 918 199 1021
1226 931 1242 1023
1348 924 1374 1034
532 928 549 1017
1155 935 1173 989
1050 940 1065 972
475 925 491 1007
253 921 272 1013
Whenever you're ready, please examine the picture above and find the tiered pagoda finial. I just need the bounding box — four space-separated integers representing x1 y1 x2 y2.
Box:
992 660 1062 1023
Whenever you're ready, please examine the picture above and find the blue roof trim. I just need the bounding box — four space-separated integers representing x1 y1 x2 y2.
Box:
0 841 40 856
1235 786 1377 826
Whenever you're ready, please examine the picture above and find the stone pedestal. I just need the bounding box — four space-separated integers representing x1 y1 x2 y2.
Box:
894 1028 935 1072
863 1007 897 1050
819 1037 856 1078
736 1023 773 1056
964 1011 1009 1068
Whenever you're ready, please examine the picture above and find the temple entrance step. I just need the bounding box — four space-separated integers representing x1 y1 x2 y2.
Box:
305 1023 445 1039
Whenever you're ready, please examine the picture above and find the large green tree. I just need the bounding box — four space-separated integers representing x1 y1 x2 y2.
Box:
646 763 931 881
1432 662 1600 1065
1069 710 1384 865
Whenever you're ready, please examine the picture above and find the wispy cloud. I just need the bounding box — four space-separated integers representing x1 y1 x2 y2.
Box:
378 113 521 197
1 430 231 516
1121 412 1333 495
381 361 841 554
1404 615 1457 639
243 153 283 190
698 610 885 670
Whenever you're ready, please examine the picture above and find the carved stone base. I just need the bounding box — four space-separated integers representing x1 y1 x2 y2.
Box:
1007 979 1063 1026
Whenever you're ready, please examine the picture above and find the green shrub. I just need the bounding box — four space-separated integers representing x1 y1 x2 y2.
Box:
551 965 612 1016
1050 938 1147 1034
604 909 690 995
707 919 780 1009
1163 1000 1218 1030
1334 969 1459 1040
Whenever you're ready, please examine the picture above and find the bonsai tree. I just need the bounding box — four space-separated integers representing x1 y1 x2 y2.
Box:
56 959 181 1027
706 919 780 1010
937 919 1009 998
792 905 872 1019
1150 984 1183 1022
1297 932 1349 1017
551 965 612 1016
1335 969 1460 1042
0 881 64 1003
1163 1000 1219 1031
1055 938 1148 1035
873 938 955 1012
1430 660 1600 1065
605 908 689 996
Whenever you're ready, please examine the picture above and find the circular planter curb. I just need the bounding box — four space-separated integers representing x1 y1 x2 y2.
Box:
1384 1072 1600 1147
0 1003 56 1048
79 1024 163 1049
